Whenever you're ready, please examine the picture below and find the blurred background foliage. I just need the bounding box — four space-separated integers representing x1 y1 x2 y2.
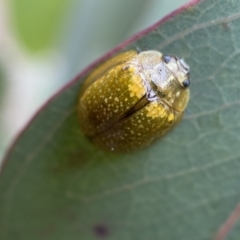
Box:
0 0 189 161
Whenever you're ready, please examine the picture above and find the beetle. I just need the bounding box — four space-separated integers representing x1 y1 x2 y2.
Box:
78 50 190 152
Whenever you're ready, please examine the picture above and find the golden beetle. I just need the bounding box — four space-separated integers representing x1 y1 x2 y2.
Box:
78 50 190 152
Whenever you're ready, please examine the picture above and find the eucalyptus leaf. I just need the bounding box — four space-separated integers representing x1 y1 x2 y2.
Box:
9 0 72 52
1 0 240 239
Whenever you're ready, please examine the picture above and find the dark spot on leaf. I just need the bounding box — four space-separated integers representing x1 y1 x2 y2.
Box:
93 224 109 238
221 22 230 31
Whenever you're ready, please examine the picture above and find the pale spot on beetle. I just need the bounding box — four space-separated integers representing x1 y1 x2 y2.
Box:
168 113 174 122
145 103 167 119
128 77 145 99
114 97 119 102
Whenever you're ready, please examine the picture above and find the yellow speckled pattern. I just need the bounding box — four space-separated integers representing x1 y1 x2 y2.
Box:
80 51 137 93
92 101 177 151
145 102 173 120
78 52 146 137
78 50 190 152
128 75 145 99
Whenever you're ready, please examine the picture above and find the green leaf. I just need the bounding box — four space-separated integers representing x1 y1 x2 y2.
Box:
1 0 240 239
9 0 72 52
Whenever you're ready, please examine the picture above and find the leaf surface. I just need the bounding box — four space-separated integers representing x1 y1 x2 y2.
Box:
1 0 240 239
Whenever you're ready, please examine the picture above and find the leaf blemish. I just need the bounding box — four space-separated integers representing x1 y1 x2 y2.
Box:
93 223 110 238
